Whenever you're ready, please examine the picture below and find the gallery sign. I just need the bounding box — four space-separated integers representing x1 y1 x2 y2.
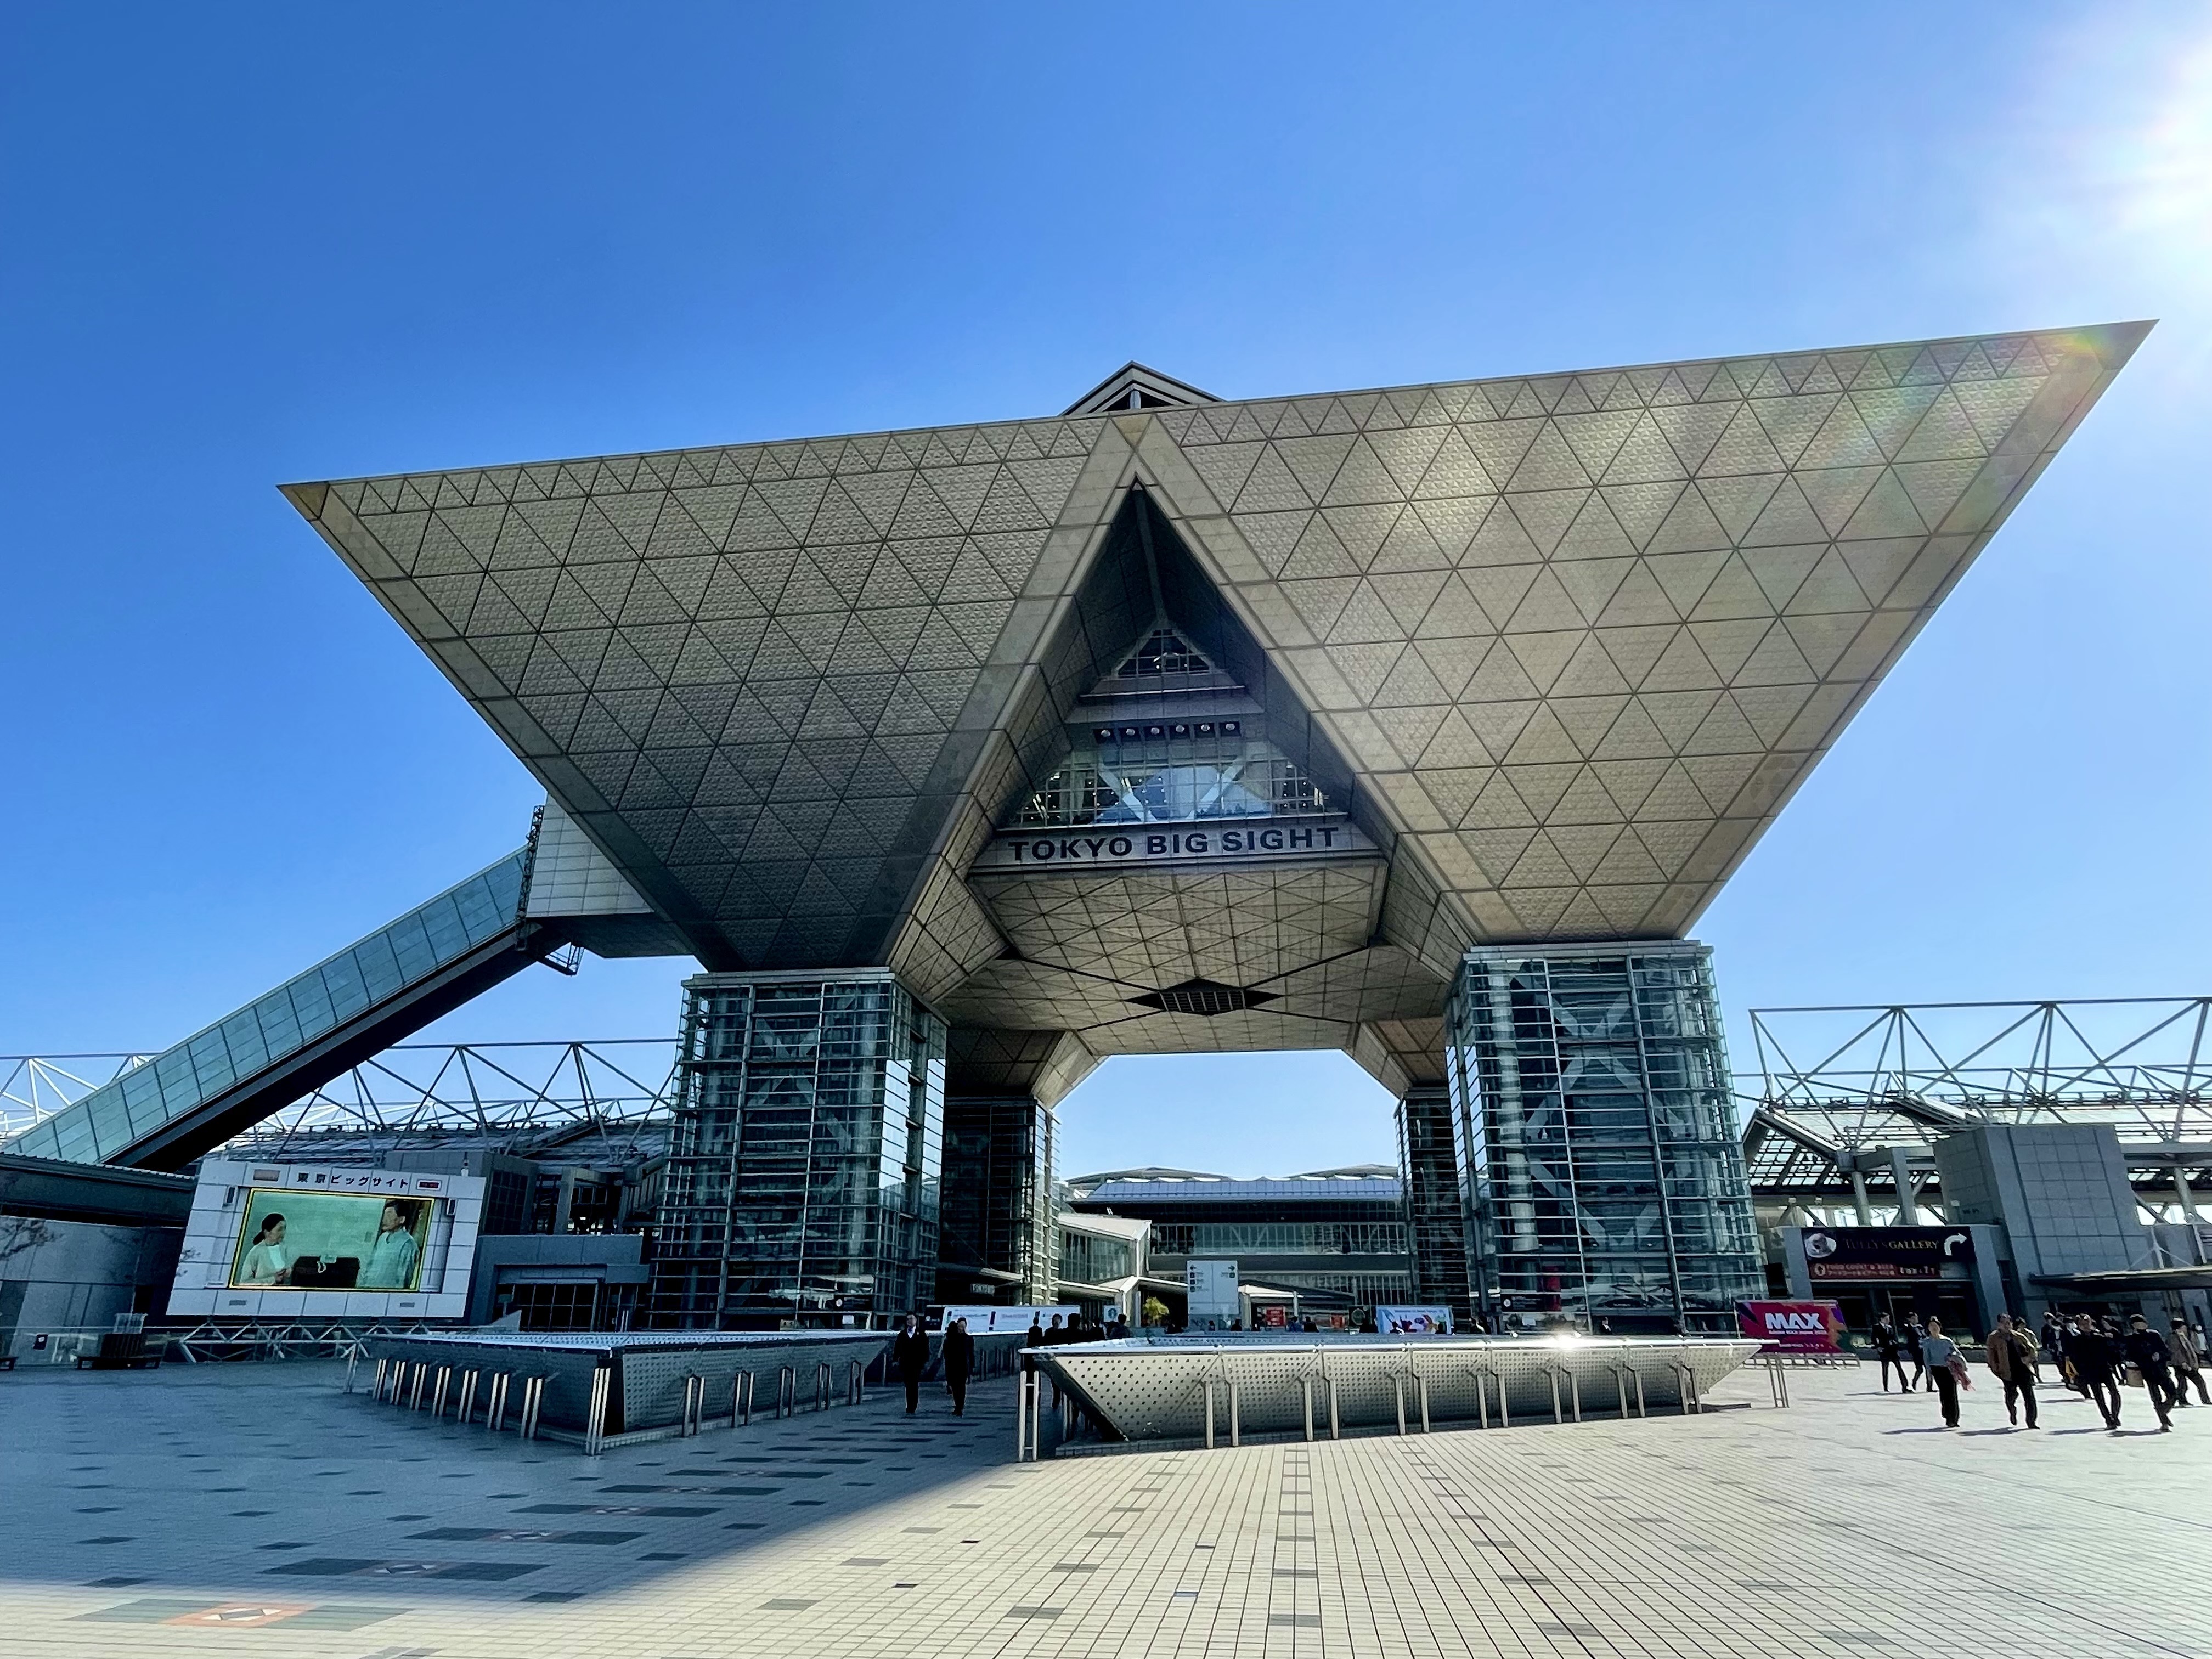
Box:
974 815 1376 874
1798 1226 1973 1282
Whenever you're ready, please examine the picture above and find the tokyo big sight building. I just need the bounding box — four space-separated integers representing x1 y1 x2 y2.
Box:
10 327 2146 1334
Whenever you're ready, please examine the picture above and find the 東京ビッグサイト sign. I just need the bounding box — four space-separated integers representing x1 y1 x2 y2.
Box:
973 815 1377 874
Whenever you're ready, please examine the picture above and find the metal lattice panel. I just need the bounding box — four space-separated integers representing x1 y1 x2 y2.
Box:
1035 1335 1761 1442
284 326 2145 1085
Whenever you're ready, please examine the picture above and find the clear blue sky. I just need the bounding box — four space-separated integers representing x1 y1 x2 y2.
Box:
5 5 2208 1177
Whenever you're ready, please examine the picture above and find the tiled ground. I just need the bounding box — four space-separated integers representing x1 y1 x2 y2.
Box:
2 1353 2208 1657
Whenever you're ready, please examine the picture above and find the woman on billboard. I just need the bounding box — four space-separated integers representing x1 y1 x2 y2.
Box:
239 1213 290 1285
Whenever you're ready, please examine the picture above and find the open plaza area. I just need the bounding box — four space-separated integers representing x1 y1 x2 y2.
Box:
3 1358 2208 1659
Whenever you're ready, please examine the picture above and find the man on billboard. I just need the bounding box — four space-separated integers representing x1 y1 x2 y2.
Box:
360 1201 423 1289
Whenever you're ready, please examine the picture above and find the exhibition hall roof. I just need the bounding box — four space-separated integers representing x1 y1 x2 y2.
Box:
287 326 2145 1099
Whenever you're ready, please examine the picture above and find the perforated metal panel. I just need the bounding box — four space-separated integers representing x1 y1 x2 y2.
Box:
367 1329 888 1434
1034 1335 1760 1442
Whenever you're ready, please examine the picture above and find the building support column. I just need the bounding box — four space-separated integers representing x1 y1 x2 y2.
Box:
1445 940 1763 1336
940 1095 1056 1306
1888 1148 1921 1224
1849 1170 1875 1227
648 970 945 1330
1396 1084 1472 1327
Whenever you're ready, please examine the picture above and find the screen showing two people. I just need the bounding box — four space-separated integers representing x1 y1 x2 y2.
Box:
228 1190 431 1292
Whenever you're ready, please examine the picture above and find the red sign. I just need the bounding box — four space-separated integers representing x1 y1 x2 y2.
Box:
1257 1305 1289 1329
1736 1299 1845 1353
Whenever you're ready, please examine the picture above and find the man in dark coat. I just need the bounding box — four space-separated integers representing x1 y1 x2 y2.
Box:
942 1316 975 1416
2066 1316 2123 1429
893 1314 931 1415
2124 1314 2179 1431
1872 1314 1909 1393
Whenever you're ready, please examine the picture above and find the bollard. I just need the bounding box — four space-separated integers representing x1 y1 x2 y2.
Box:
1546 1365 1580 1424
1469 1364 1509 1430
734 1369 755 1427
1328 1375 1340 1441
1228 1381 1239 1448
519 1375 546 1440
431 1364 452 1419
1612 1363 1645 1420
1418 1374 1432 1434
1669 1358 1701 1415
370 1356 390 1402
1393 1374 1407 1436
585 1366 612 1457
777 1365 795 1418
816 1361 831 1413
408 1362 428 1412
682 1374 704 1436
458 1368 480 1426
489 1372 513 1432
1301 1376 1315 1442
1203 1379 1216 1449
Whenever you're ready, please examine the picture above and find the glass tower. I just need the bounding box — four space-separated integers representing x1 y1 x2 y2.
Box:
1396 1084 1473 1323
650 971 945 1328
1445 942 1760 1335
939 1096 1056 1306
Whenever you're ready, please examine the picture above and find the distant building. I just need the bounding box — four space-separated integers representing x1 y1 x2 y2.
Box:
1069 1167 1411 1318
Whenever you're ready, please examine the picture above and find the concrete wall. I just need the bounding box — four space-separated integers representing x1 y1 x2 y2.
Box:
466 1232 650 1325
1932 1123 2156 1317
0 1215 180 1357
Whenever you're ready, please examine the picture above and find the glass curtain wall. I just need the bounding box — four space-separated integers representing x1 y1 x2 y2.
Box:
1396 1084 1474 1320
650 972 945 1328
939 1096 1056 1305
1446 943 1760 1334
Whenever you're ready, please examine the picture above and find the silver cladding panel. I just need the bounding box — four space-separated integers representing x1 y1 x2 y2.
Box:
1033 1335 1762 1441
368 1330 888 1434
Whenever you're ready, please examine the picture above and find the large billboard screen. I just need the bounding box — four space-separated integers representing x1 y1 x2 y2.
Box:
228 1189 432 1292
168 1160 483 1321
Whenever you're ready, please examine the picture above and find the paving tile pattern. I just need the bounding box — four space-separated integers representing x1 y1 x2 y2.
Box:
1 1359 2208 1656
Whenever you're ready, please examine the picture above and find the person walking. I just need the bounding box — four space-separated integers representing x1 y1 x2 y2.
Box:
1920 1316 1966 1427
1025 1313 1044 1348
2124 1315 2179 1431
893 1313 931 1416
942 1316 974 1417
2066 1316 2123 1430
1042 1312 1067 1407
2170 1319 2208 1406
1872 1314 1910 1393
1985 1313 2040 1429
2039 1310 2080 1396
1903 1316 1930 1391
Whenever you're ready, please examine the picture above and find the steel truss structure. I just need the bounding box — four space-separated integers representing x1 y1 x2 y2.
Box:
219 1038 678 1159
5 1041 678 1159
0 1053 155 1140
1743 998 2212 1222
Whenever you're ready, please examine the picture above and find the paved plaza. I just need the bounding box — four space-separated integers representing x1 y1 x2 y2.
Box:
2 1353 2208 1658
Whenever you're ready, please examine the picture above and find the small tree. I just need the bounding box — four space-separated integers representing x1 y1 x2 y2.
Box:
1140 1295 1169 1328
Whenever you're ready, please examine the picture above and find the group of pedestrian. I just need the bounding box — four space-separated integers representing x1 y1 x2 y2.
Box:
887 1307 1137 1420
890 1313 974 1417
1871 1307 2209 1432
